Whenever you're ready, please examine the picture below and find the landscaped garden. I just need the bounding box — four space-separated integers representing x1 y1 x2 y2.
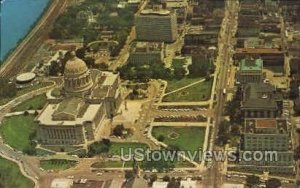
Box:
152 126 206 152
0 115 37 154
0 156 34 188
162 79 213 102
165 78 203 93
87 139 149 157
11 94 47 112
40 159 77 171
0 81 53 106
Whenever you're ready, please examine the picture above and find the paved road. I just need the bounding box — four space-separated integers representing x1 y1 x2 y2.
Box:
202 0 239 187
0 81 57 188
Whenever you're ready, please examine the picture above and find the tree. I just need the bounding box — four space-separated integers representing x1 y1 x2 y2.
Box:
173 67 186 80
167 177 180 188
162 175 170 182
113 124 125 137
87 141 111 157
294 146 300 160
125 170 134 180
76 47 86 59
157 135 165 142
0 79 17 98
83 57 96 68
246 175 260 188
149 174 157 183
266 178 281 188
102 138 111 146
188 55 211 78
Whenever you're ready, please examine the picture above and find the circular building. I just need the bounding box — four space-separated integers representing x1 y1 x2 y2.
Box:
16 72 36 84
64 53 93 93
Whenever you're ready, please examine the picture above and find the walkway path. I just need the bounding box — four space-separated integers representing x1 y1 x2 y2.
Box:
0 80 55 111
0 153 38 187
163 78 206 96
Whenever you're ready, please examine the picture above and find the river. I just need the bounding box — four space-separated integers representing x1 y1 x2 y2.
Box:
0 0 50 62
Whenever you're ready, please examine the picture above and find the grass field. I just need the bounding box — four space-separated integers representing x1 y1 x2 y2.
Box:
40 159 77 171
109 142 149 156
0 115 37 151
12 94 47 112
152 126 206 152
163 79 212 102
0 157 34 188
0 81 52 106
165 78 201 93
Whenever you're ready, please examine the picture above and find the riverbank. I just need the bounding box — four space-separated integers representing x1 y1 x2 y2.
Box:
0 0 51 63
0 0 68 78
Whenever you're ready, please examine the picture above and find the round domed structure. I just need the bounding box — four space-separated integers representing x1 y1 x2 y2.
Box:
16 72 36 84
64 52 93 93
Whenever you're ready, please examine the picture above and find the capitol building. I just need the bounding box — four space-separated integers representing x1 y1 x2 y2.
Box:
35 53 122 146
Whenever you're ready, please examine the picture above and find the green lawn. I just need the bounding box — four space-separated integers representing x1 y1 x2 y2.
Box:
152 126 206 152
166 78 202 93
109 142 149 156
163 79 212 102
0 82 53 106
12 94 47 112
0 115 37 151
0 157 34 188
40 159 77 171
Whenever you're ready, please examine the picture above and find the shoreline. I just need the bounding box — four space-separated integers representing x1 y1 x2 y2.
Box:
0 0 52 64
0 0 68 78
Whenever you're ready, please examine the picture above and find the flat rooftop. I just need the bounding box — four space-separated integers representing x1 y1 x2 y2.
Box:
131 42 163 53
240 58 263 71
235 48 283 54
140 9 170 16
244 118 288 134
256 119 277 128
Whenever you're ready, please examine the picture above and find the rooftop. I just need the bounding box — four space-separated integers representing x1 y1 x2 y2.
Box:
240 58 263 71
235 48 283 54
37 102 102 126
242 83 282 109
244 118 288 134
16 72 36 83
131 42 164 53
140 9 170 16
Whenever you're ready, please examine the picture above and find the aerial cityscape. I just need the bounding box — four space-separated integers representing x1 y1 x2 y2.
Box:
0 0 300 188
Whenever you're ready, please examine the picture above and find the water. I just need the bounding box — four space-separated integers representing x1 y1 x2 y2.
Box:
0 0 50 62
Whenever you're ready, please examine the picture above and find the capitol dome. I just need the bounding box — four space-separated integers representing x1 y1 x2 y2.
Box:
63 52 93 93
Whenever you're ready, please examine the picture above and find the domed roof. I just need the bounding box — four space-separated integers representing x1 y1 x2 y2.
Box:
64 53 88 76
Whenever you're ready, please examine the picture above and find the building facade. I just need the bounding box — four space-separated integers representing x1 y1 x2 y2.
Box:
241 83 282 118
135 8 178 42
238 118 294 174
128 42 164 64
237 58 263 84
36 53 122 146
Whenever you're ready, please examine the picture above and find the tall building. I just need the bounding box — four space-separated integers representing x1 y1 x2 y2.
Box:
241 82 283 118
238 118 294 174
128 42 164 64
36 53 122 146
135 8 178 42
237 58 263 84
